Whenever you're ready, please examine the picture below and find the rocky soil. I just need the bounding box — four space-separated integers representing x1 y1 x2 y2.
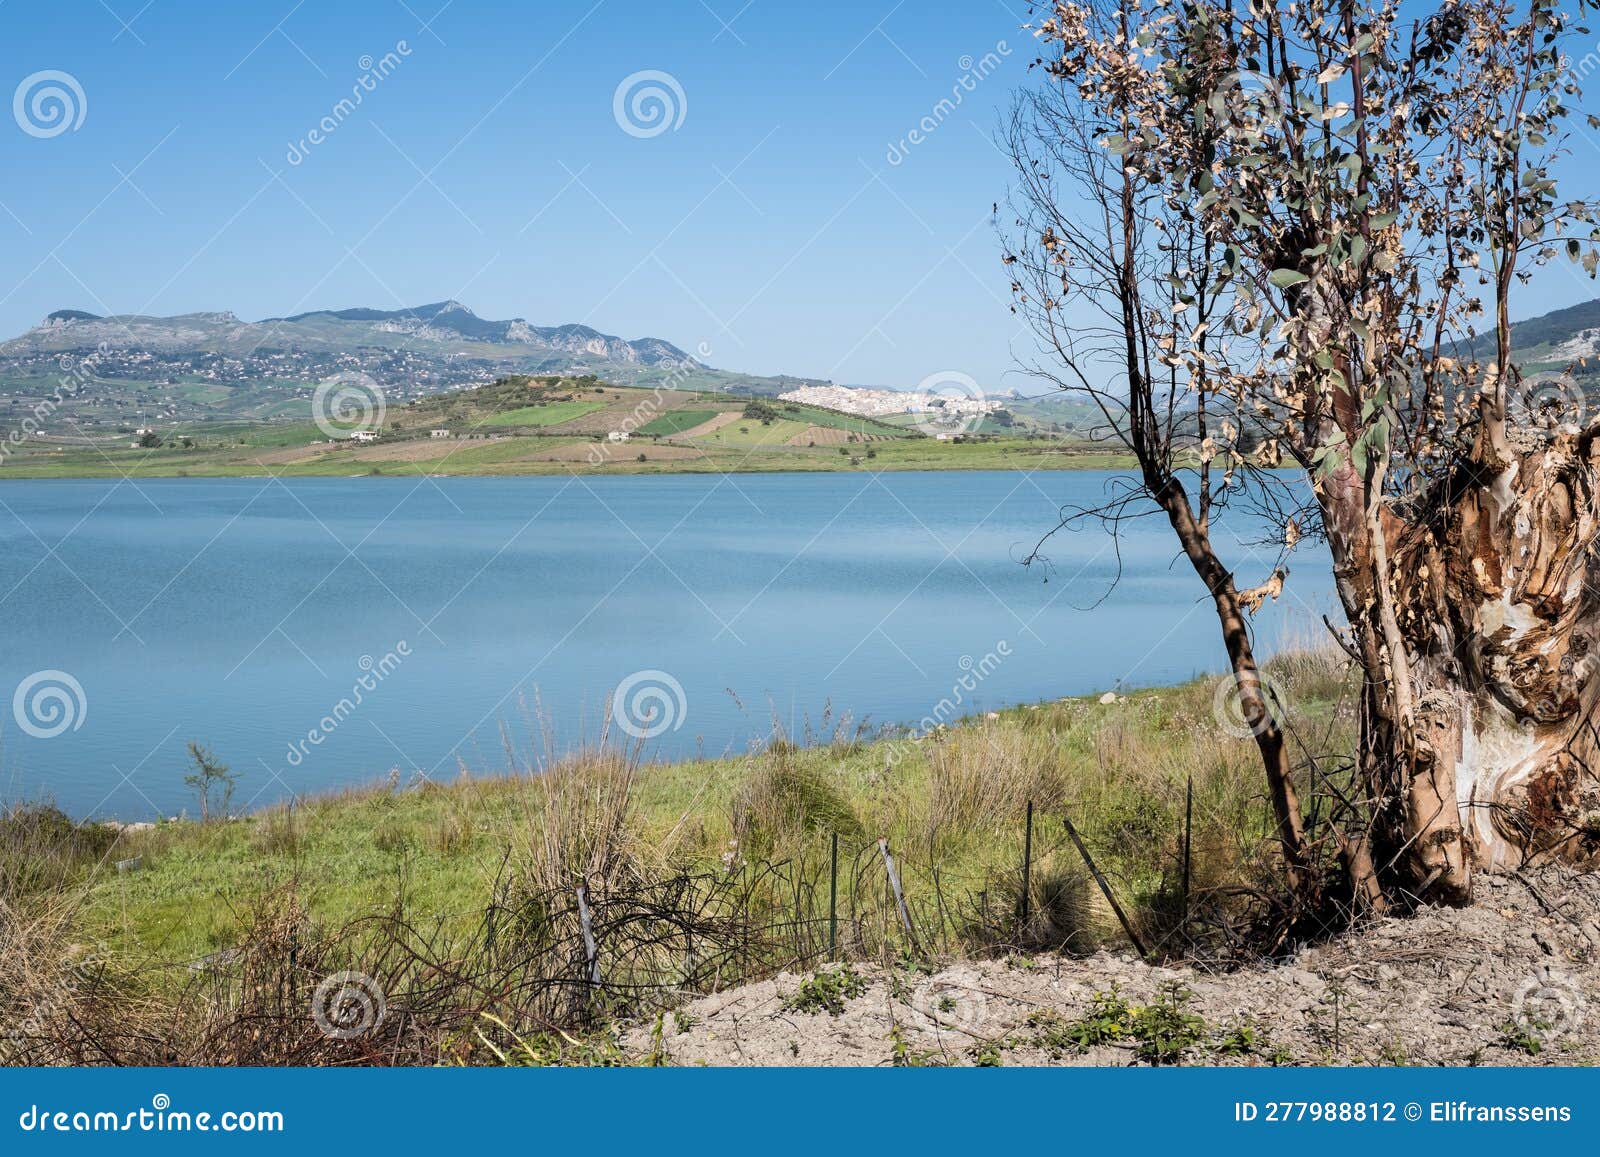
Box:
624 867 1600 1066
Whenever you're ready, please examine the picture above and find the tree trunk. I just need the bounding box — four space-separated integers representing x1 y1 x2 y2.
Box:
1155 479 1314 903
1384 425 1600 889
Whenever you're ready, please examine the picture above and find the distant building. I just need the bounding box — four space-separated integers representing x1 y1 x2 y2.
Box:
350 430 378 443
607 430 630 443
430 428 451 438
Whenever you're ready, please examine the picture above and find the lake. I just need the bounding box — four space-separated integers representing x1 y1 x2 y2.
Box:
0 471 1334 818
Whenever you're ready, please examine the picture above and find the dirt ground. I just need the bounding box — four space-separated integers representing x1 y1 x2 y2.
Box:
679 411 744 438
623 866 1600 1066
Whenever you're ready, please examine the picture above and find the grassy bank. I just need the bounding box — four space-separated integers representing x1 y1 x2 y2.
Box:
1 653 1353 1065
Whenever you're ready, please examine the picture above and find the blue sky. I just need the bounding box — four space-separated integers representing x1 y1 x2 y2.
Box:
1 0 1596 392
0 0 1036 390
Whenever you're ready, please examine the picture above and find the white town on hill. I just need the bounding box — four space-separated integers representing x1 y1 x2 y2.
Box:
777 383 1007 421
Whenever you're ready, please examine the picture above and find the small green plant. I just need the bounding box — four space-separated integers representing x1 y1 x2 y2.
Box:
1376 1038 1410 1067
969 1042 1003 1066
673 1010 697 1034
1499 1019 1545 1056
888 1023 944 1067
896 952 933 976
783 967 868 1016
646 1013 667 1066
1060 986 1135 1050
1211 1021 1263 1058
889 1022 912 1066
1306 980 1348 1054
1027 984 1206 1065
1130 984 1207 1065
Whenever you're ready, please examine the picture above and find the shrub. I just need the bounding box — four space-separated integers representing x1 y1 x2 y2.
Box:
0 803 119 899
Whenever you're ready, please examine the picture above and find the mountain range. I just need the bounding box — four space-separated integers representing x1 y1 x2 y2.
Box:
5 295 1600 428
18 300 695 367
0 301 829 417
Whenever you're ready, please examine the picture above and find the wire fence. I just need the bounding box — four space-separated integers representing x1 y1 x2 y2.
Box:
2 784 1278 1067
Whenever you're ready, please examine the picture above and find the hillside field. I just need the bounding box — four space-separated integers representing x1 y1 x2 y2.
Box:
0 375 1132 478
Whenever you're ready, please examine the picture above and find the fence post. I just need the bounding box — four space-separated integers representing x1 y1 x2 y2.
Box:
828 831 839 960
575 880 602 990
1062 815 1151 961
1019 799 1034 934
878 837 918 952
1182 774 1193 926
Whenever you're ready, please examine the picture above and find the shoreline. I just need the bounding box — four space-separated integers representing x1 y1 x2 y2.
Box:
0 453 1139 481
0 458 1136 483
55 676 1217 827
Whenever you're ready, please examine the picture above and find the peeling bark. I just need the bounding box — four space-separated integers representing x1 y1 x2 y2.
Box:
1389 425 1600 883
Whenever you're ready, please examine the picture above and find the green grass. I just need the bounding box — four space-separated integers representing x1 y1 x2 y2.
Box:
638 409 720 436
693 418 813 447
481 401 606 428
41 652 1353 965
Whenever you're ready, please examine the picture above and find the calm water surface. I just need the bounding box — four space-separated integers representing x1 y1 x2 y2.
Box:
0 472 1334 817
